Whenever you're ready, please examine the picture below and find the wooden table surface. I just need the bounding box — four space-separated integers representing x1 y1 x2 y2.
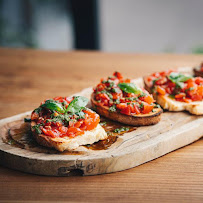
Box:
0 48 202 202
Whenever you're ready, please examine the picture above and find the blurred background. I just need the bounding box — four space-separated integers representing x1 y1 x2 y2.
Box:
0 0 203 53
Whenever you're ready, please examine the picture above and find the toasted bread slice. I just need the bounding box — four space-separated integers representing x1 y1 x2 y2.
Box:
194 68 203 77
31 121 107 152
91 93 162 126
143 77 203 115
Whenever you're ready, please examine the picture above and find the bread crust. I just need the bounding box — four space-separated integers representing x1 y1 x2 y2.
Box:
31 121 107 152
91 93 162 126
193 68 203 77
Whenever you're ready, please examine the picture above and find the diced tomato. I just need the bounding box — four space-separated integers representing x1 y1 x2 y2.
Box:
65 97 73 103
157 86 166 95
125 79 131 83
133 104 140 114
142 104 154 114
73 120 83 128
152 72 160 77
113 71 123 79
175 93 186 99
183 98 192 103
96 93 110 101
190 94 202 101
53 96 64 103
66 127 84 138
165 87 172 94
144 95 154 104
121 106 131 115
195 77 203 85
83 110 100 130
59 126 68 134
69 120 75 127
116 103 131 115
42 128 60 138
111 92 122 100
96 84 105 91
147 76 153 82
197 85 203 96
186 80 196 89
155 77 167 85
116 103 127 110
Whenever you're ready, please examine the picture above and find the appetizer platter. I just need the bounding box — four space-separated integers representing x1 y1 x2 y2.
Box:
0 68 203 176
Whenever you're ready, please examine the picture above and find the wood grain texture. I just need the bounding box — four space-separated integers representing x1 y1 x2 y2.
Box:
1 85 202 177
0 48 203 202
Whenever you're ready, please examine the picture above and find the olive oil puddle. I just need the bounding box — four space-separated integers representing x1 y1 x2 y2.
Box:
5 117 136 154
85 117 136 150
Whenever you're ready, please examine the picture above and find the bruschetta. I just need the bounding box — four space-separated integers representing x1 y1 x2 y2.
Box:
91 72 162 126
144 70 203 115
194 62 203 77
31 96 107 152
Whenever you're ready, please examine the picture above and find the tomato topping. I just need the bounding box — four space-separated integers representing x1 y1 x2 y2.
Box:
31 96 100 139
157 86 166 95
142 104 154 114
93 72 158 116
175 93 186 99
113 71 123 79
144 95 154 104
146 70 203 103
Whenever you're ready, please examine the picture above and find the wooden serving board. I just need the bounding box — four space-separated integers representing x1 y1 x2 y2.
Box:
0 77 203 176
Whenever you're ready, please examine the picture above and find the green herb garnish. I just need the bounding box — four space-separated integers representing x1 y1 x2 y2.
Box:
114 99 120 104
114 127 130 133
169 94 175 99
152 78 160 85
32 124 43 134
118 83 142 94
111 88 120 93
185 87 195 92
139 103 144 109
109 105 117 112
138 92 147 98
41 99 65 113
75 111 86 119
34 107 42 114
100 121 107 126
168 72 192 88
154 104 161 108
65 96 89 113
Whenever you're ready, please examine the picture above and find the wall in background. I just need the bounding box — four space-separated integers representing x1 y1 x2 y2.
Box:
33 1 73 50
99 0 203 53
0 0 203 53
0 0 73 50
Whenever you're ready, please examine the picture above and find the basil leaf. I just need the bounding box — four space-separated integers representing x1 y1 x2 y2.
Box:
118 83 142 94
41 100 65 113
65 96 89 113
168 72 192 83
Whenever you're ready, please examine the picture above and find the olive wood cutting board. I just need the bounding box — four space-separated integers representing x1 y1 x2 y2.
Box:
0 74 203 176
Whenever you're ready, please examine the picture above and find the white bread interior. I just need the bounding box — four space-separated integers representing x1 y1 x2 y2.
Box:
155 94 203 115
33 124 108 152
